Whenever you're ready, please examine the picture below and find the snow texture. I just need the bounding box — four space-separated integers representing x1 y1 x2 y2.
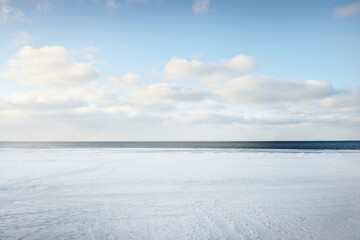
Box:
1 148 360 239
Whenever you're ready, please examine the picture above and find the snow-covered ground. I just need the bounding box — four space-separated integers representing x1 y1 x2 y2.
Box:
0 148 360 239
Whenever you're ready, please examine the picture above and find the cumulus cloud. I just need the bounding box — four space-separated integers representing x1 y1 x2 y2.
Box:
170 110 331 126
67 84 119 105
333 1 360 18
164 54 258 81
192 0 210 14
0 85 120 113
195 100 224 110
0 82 208 116
173 112 299 126
210 76 341 106
103 102 176 115
129 83 207 104
0 49 358 140
108 73 141 87
319 92 360 114
2 46 100 87
0 90 87 113
99 83 209 115
172 112 243 125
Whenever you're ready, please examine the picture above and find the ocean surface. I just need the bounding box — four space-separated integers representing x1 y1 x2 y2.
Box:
0 141 360 149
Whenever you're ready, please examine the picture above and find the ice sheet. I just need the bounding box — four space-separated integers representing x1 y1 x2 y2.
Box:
1 148 360 239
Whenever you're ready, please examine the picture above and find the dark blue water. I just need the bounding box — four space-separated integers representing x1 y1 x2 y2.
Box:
0 141 359 149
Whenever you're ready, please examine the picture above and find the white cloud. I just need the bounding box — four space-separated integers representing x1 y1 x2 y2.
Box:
67 84 119 105
319 92 360 114
103 102 176 115
164 54 258 81
0 81 358 140
192 0 210 14
0 5 25 23
195 100 223 111
10 31 31 46
333 1 360 18
171 111 312 126
172 112 241 125
129 83 207 104
0 82 206 116
0 84 121 117
0 90 87 112
108 73 141 87
210 76 341 106
2 46 100 87
0 49 358 140
0 84 120 111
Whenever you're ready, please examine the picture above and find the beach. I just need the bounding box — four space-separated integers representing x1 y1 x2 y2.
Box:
1 148 360 239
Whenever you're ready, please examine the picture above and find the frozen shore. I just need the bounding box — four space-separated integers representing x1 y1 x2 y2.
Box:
1 148 360 239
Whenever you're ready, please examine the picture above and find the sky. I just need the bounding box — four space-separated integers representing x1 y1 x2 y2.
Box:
0 0 359 141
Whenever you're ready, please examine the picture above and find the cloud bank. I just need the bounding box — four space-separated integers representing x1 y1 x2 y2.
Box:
164 54 258 81
0 45 359 140
108 73 141 87
210 76 342 106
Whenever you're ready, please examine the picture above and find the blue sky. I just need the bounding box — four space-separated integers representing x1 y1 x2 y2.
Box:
0 0 359 140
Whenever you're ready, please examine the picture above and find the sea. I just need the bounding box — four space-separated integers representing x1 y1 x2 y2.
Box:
0 140 359 149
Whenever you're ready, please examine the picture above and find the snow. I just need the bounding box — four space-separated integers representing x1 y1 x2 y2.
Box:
1 148 360 239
